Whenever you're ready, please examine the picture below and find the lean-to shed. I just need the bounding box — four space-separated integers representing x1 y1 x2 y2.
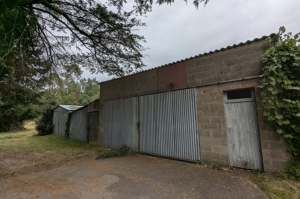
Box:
69 106 88 142
53 105 83 136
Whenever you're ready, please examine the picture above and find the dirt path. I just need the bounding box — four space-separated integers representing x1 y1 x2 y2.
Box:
0 154 266 199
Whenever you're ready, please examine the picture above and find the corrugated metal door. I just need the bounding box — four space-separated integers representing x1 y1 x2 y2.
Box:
224 89 263 170
103 97 138 151
139 89 200 161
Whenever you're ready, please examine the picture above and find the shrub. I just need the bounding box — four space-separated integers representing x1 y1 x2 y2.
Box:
259 26 300 180
278 158 300 181
96 145 133 159
35 101 56 136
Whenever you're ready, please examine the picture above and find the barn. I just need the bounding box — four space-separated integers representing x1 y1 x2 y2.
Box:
97 34 291 172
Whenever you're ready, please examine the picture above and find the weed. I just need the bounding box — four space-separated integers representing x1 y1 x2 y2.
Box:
212 164 221 170
96 145 133 160
275 159 300 181
251 169 263 175
253 173 300 199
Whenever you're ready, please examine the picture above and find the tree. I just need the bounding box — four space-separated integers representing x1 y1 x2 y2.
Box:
0 0 147 77
0 4 50 131
39 64 100 106
0 0 209 76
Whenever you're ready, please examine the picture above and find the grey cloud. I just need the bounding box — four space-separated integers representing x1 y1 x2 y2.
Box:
84 0 300 81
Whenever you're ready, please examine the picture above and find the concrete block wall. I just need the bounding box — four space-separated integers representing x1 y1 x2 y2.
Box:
196 79 291 171
186 40 270 87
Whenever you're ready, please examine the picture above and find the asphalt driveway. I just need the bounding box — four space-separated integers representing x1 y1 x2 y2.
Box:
0 154 266 199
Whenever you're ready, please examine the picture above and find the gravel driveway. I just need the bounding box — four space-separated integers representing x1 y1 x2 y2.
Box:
0 154 266 199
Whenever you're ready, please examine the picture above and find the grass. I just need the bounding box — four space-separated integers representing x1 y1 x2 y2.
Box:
253 172 300 199
0 121 98 177
0 122 133 177
0 122 97 153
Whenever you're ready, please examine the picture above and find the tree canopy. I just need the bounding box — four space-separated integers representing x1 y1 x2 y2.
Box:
40 64 100 106
0 0 147 76
0 0 209 76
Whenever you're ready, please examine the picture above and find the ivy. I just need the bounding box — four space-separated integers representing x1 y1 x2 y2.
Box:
64 111 73 139
86 113 90 143
258 27 300 178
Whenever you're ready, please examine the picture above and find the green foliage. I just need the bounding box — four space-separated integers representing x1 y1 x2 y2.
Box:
96 145 133 159
258 26 300 178
64 111 73 139
39 65 100 106
259 27 300 156
0 0 146 76
0 2 51 132
278 158 300 181
86 113 90 143
35 101 56 136
212 164 221 170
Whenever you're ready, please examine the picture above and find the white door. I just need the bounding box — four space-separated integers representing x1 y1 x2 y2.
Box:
224 89 263 170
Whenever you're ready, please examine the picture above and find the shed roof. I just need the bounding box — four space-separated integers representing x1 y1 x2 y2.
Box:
58 105 83 111
99 33 276 84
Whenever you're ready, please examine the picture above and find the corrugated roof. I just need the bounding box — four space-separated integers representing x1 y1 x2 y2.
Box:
99 33 276 84
58 105 83 111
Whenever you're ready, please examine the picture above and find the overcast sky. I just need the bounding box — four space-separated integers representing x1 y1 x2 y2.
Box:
83 0 300 82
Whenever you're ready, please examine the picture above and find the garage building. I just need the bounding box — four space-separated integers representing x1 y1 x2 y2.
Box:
98 34 291 172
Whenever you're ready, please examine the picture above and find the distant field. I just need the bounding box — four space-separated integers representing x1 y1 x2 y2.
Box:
0 122 98 177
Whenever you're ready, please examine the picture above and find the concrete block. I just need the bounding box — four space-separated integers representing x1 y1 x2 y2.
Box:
218 154 229 164
260 140 270 150
204 123 218 130
215 94 224 102
198 116 211 123
210 116 223 124
201 76 218 85
202 95 216 103
210 102 224 112
211 130 226 138
273 160 289 170
262 158 273 171
199 141 213 151
200 129 212 137
270 151 286 160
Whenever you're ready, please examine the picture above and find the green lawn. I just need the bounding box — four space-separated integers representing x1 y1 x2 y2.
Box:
0 122 98 177
253 173 300 199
